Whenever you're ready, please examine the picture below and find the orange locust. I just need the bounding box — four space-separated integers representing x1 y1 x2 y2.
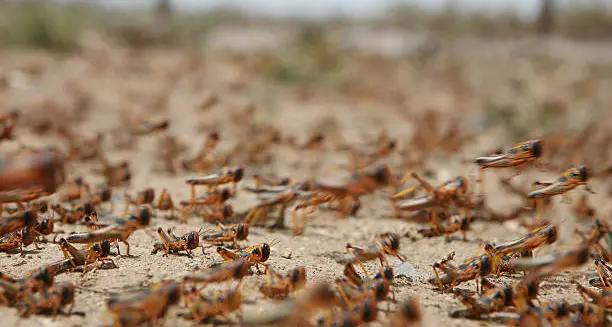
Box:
0 191 50 214
180 202 234 224
51 203 92 224
527 165 594 218
151 228 200 256
333 233 406 277
343 264 394 288
570 300 607 327
341 263 396 309
58 176 90 202
293 164 400 231
0 209 38 237
292 188 361 236
212 240 278 273
428 251 493 293
333 277 390 312
178 188 232 223
417 213 474 241
183 258 250 288
54 238 116 274
511 243 591 280
0 149 65 194
590 258 612 289
259 265 307 300
0 224 42 255
59 128 103 162
34 215 54 241
0 265 55 305
486 249 534 276
348 136 397 173
86 183 113 212
575 218 610 261
508 299 572 327
181 131 221 173
449 278 540 319
243 181 312 229
481 223 558 274
104 280 181 327
239 283 336 326
331 163 400 198
123 188 155 215
98 156 131 187
201 222 249 249
65 206 151 256
183 187 232 207
180 284 242 323
390 173 472 224
575 281 611 309
16 283 74 318
321 297 379 327
155 188 175 218
2 198 48 216
474 139 543 193
390 297 422 327
2 213 51 253
185 166 244 197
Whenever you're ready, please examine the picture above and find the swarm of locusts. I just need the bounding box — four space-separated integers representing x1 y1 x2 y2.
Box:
1 101 611 327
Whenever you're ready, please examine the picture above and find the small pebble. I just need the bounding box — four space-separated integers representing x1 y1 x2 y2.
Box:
393 260 415 281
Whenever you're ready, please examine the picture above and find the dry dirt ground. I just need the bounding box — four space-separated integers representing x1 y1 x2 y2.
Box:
1 27 611 327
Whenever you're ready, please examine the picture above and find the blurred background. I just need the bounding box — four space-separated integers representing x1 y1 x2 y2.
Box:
1 0 612 174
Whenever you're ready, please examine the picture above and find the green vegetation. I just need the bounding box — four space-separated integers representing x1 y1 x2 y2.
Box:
0 2 610 51
0 2 95 51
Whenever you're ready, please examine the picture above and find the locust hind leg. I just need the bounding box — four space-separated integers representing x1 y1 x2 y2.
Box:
432 266 445 291
60 244 78 270
336 283 354 309
410 172 436 196
121 240 130 256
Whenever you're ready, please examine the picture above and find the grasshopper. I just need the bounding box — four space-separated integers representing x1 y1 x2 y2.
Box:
259 265 307 300
474 139 543 194
151 228 200 256
65 206 151 256
527 165 594 218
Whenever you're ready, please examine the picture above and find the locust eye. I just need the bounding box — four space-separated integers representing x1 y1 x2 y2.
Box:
290 270 300 283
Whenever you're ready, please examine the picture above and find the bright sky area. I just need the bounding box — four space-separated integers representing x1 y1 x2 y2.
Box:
86 0 612 19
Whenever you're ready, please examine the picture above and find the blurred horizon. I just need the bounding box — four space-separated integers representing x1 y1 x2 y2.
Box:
74 0 612 19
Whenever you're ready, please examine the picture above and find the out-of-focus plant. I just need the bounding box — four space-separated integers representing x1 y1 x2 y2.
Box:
0 1 94 51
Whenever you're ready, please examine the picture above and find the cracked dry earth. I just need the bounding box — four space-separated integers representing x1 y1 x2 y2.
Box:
0 44 610 327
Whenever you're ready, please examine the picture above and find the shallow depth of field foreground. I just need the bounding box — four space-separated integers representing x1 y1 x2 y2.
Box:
0 3 612 327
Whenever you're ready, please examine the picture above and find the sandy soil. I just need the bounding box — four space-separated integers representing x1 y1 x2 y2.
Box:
0 28 611 327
